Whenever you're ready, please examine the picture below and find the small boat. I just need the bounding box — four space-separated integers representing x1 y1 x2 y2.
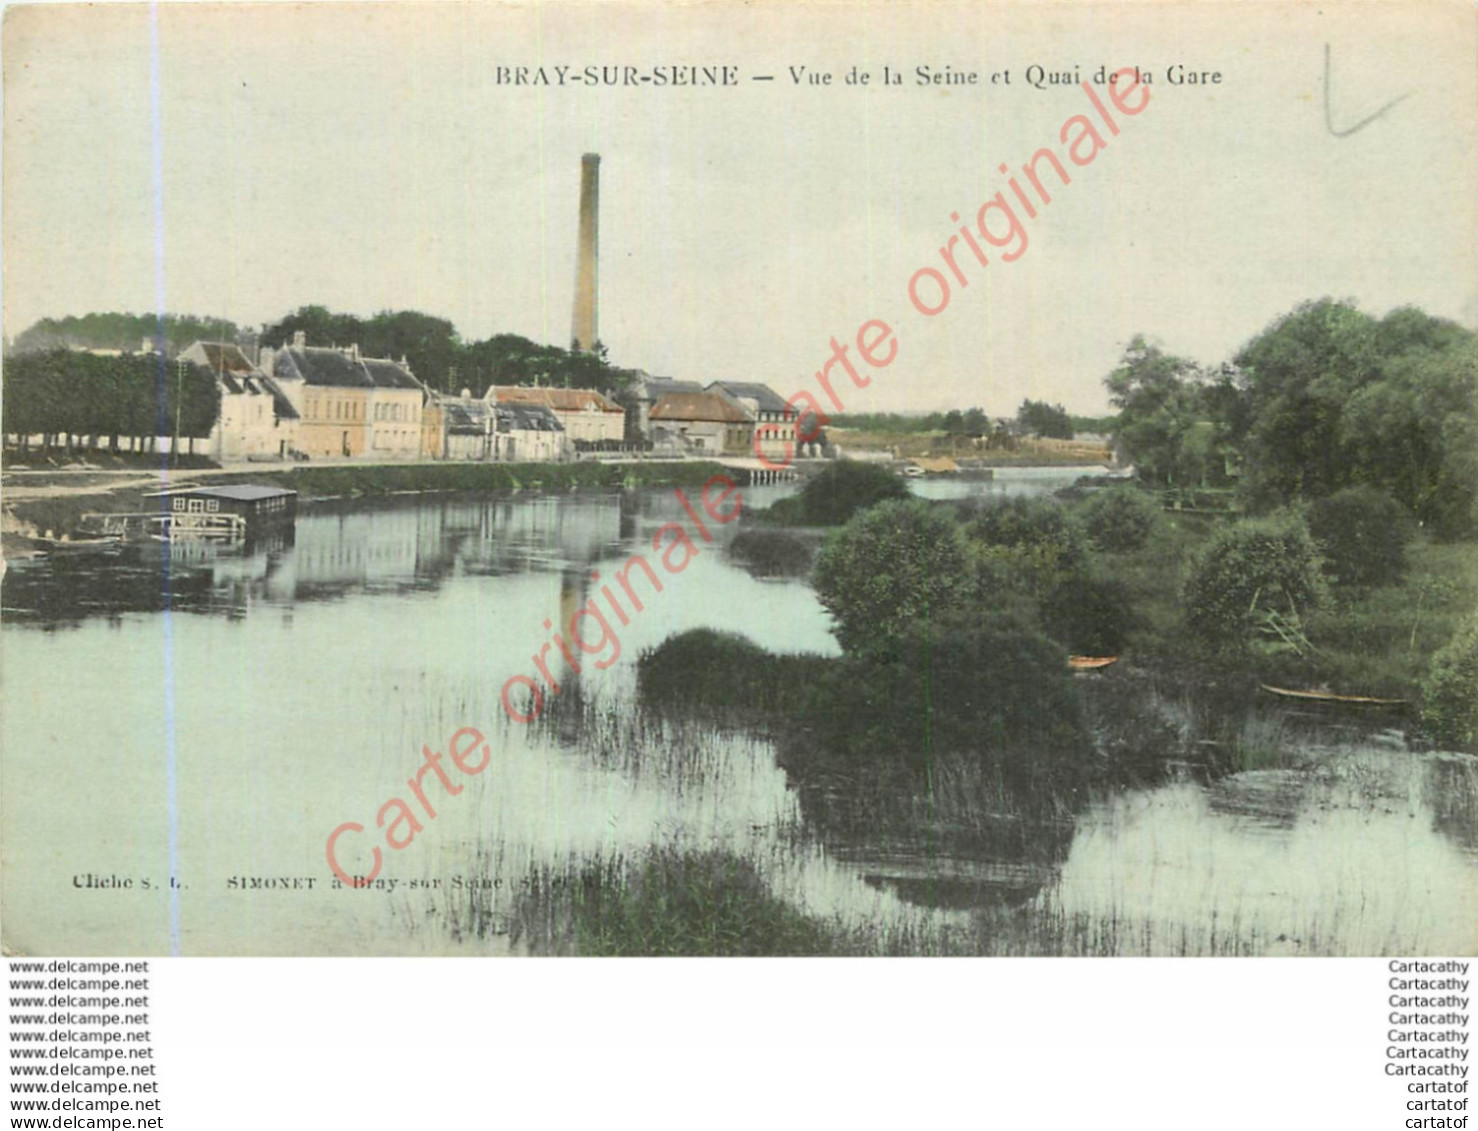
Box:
1258 684 1408 708
35 535 122 553
1069 655 1119 672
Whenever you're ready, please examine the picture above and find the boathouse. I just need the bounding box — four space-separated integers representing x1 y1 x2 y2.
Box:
156 484 298 526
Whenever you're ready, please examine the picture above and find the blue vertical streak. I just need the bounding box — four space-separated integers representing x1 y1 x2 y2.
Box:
148 3 181 956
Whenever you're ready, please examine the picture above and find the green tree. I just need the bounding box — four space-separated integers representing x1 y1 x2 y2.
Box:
1233 299 1381 507
263 305 364 352
11 312 238 355
362 310 461 389
1016 399 1074 439
2 349 218 455
264 306 464 389
1337 310 1477 537
812 500 970 656
1104 336 1208 485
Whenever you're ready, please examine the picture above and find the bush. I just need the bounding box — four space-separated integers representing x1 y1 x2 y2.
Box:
1040 573 1134 655
813 500 970 655
789 460 910 526
727 528 816 576
1182 513 1325 643
965 496 1089 600
1077 488 1161 552
967 496 1085 556
1423 617 1478 751
801 616 1088 781
1307 485 1414 588
636 629 823 716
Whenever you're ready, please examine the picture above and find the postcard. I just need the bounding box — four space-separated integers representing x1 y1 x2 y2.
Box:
2 0 1475 958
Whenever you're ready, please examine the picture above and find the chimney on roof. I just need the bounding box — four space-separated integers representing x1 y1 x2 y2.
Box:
292 330 306 350
571 153 600 354
347 343 359 361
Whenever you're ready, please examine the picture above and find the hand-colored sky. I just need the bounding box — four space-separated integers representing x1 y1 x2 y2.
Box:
5 1 1474 413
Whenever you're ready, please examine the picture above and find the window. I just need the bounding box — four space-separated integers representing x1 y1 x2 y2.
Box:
188 499 205 513
173 497 186 512
207 499 220 513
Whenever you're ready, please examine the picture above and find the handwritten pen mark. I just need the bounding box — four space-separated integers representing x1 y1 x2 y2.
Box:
1324 43 1412 138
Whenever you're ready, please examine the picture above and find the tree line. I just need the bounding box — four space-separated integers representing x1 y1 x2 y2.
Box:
1109 299 1478 537
8 306 642 401
12 313 240 354
4 349 221 456
255 307 636 397
830 402 1091 439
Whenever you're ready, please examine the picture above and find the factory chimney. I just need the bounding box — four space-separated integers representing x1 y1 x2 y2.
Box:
571 153 600 354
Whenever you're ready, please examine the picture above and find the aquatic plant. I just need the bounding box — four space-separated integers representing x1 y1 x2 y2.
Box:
510 846 838 956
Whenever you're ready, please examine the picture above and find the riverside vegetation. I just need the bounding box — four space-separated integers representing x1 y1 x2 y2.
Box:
507 298 1478 956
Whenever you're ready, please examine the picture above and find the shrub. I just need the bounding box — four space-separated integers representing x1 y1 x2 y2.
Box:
636 629 823 716
1307 485 1414 588
727 529 815 576
813 500 970 655
1040 573 1134 655
1182 513 1325 643
806 615 1085 754
968 496 1084 554
1077 487 1161 552
791 460 910 525
964 496 1089 600
1423 617 1478 751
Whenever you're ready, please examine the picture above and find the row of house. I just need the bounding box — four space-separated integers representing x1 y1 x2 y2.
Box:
625 375 824 461
196 332 818 464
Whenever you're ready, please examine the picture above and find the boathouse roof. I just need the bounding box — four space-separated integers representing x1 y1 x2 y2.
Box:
146 484 298 502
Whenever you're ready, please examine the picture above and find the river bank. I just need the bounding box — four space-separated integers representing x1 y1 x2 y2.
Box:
1 458 731 554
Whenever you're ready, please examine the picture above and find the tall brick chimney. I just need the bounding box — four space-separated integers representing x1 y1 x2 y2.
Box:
571 153 600 353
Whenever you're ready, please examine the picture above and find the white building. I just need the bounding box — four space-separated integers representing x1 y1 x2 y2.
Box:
485 386 625 447
179 341 300 462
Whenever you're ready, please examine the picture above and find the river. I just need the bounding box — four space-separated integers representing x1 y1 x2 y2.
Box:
2 470 1473 955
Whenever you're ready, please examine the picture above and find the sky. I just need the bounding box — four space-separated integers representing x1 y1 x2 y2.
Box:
4 1 1475 414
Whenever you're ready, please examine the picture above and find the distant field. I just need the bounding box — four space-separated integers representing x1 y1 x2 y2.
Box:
830 428 1112 465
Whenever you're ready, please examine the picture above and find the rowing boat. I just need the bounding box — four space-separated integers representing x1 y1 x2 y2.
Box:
1258 684 1407 707
1068 656 1119 672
